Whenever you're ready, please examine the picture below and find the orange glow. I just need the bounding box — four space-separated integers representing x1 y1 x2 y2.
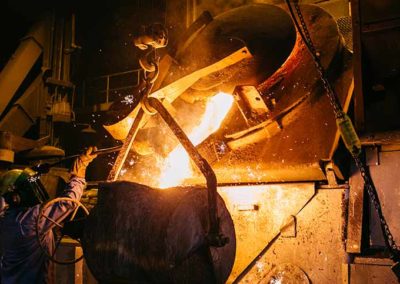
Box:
157 92 234 188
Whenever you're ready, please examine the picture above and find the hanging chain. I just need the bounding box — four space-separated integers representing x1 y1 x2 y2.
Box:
292 1 343 119
286 0 400 260
353 155 400 254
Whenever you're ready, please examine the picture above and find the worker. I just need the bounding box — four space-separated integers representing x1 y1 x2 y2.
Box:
0 146 98 284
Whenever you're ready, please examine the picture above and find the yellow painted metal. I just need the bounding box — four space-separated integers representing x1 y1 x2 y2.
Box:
0 74 43 135
0 149 14 163
103 47 252 140
0 21 46 115
217 183 315 283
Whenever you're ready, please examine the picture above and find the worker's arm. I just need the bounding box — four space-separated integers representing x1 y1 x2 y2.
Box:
17 177 86 238
37 177 86 235
36 147 98 235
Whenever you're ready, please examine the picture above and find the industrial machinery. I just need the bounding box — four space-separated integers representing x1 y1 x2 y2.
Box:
1 0 400 283
83 3 355 283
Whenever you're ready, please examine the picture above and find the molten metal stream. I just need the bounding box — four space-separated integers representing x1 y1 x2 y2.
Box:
158 92 234 188
147 97 221 236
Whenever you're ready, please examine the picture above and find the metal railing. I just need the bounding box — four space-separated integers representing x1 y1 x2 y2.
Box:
84 69 142 105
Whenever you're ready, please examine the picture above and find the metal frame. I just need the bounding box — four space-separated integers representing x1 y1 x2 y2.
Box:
86 69 142 104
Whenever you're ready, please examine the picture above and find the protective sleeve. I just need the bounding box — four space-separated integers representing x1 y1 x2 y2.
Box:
35 176 86 235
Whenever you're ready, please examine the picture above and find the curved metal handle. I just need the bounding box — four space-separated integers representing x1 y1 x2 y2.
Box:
147 97 226 246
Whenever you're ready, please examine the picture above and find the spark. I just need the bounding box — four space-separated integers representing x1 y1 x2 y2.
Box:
28 175 40 182
121 95 135 105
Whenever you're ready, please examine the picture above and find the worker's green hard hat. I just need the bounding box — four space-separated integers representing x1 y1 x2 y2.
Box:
0 168 49 207
0 169 24 195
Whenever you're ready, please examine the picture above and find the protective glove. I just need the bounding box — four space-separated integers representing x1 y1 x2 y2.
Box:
70 146 98 178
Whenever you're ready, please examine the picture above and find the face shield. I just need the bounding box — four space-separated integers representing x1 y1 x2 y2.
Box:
0 168 49 208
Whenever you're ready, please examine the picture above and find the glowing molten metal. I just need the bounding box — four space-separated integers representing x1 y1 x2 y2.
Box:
158 92 234 188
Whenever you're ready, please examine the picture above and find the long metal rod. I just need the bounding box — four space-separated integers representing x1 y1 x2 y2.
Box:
147 97 219 236
32 146 123 173
107 108 145 181
62 145 123 161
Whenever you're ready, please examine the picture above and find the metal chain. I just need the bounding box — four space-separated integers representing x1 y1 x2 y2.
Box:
290 1 344 119
286 0 400 260
353 154 400 254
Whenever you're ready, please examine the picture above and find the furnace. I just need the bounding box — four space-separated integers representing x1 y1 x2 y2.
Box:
1 0 400 283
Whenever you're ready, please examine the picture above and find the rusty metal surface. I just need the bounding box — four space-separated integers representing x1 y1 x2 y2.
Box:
346 163 365 254
159 4 295 96
206 4 354 184
361 130 400 146
162 4 296 94
216 183 315 283
82 182 235 284
350 262 398 284
367 150 400 247
107 4 353 185
237 188 347 284
260 263 310 284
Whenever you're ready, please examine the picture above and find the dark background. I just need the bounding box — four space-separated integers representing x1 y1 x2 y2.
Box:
0 0 167 77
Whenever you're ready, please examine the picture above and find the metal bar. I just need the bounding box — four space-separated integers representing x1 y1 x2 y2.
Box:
107 108 146 181
94 69 142 80
137 70 141 86
97 84 141 94
106 76 110 103
362 18 400 33
57 18 65 81
33 146 122 173
74 247 83 284
147 97 219 236
360 130 400 146
350 0 365 131
57 145 122 161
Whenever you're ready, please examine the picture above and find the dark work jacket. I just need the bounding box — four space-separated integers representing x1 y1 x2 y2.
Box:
0 177 86 284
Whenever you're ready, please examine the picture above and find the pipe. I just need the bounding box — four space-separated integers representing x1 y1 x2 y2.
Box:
147 97 222 244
